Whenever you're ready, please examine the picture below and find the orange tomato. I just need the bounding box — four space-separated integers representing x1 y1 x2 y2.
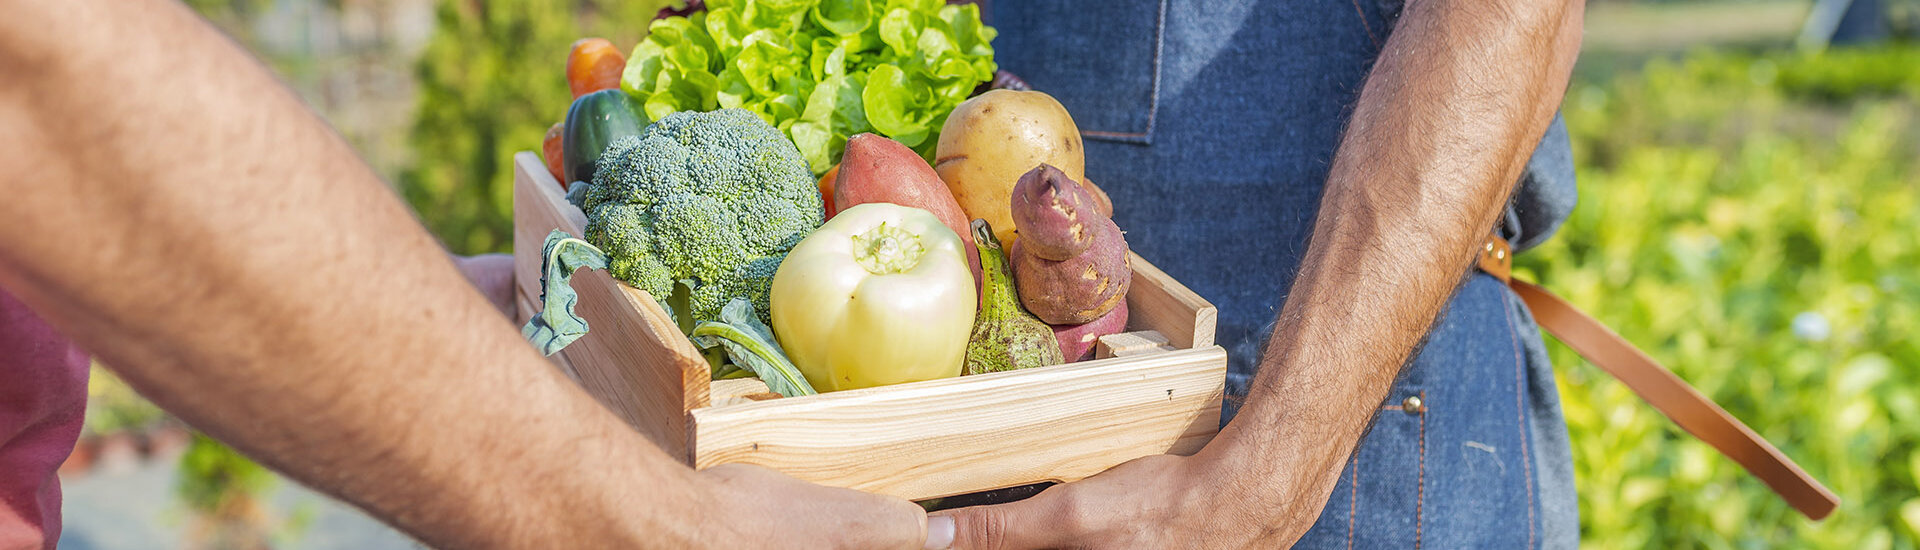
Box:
567 38 627 98
542 122 567 187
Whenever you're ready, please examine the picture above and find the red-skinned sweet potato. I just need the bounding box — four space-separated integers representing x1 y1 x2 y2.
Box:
1011 163 1100 260
834 133 981 283
1053 301 1128 362
1009 165 1131 324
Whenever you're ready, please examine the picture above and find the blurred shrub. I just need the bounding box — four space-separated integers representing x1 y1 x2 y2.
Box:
176 432 314 550
401 0 672 254
83 365 166 437
1521 44 1920 548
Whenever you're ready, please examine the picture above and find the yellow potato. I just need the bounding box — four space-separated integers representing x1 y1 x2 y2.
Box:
934 90 1085 245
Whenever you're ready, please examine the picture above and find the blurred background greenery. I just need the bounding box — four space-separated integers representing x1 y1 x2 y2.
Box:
66 0 1918 547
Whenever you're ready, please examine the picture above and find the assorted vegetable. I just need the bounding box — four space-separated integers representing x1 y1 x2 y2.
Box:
620 0 998 174
523 109 825 395
963 219 1065 375
561 89 649 184
525 20 1151 396
935 90 1095 245
1007 164 1131 325
816 163 840 220
833 133 981 283
542 122 566 186
567 38 629 98
1054 302 1128 363
691 298 817 397
580 108 822 325
772 203 976 391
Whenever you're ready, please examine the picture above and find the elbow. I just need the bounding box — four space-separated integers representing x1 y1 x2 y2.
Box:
1510 0 1586 72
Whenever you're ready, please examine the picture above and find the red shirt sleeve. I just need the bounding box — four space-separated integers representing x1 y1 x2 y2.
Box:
0 287 89 550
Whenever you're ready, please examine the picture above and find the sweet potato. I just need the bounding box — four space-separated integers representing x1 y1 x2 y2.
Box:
833 134 981 282
1009 164 1131 325
1053 301 1128 362
1011 163 1100 260
1081 176 1115 219
1010 222 1130 325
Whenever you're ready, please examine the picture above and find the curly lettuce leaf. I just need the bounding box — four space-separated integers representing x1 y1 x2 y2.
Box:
624 0 996 174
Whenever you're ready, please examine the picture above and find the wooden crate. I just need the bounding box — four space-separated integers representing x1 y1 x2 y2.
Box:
510 152 1227 501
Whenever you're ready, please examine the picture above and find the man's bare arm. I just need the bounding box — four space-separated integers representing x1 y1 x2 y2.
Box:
938 0 1583 546
0 1 924 548
1213 0 1585 533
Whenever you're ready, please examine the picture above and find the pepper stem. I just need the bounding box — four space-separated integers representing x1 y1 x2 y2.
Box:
851 222 925 275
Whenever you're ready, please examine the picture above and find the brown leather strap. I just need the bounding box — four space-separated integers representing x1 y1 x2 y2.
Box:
1479 238 1839 520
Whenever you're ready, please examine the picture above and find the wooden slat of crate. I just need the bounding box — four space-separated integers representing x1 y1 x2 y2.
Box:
689 346 1225 500
1125 258 1216 349
513 152 710 462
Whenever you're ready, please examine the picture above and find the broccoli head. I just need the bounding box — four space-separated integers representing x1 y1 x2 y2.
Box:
578 109 824 325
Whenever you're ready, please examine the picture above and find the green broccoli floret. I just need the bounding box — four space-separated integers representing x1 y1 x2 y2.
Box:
579 108 823 325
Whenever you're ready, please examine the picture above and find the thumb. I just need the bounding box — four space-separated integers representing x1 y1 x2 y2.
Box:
929 489 1075 550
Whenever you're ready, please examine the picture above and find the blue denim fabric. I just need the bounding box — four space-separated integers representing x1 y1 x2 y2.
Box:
992 0 1578 547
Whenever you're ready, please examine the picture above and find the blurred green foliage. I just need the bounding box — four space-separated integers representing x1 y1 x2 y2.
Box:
177 433 276 515
401 0 674 254
1520 44 1920 548
83 366 166 436
176 432 316 549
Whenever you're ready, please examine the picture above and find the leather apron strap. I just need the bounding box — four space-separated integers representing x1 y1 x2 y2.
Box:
1479 235 1840 520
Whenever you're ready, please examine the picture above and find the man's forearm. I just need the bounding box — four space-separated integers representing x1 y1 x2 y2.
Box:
1205 0 1584 516
0 1 704 547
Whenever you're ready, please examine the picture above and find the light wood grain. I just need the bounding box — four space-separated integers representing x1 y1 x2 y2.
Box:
1095 330 1176 360
709 378 780 407
689 346 1225 500
1124 254 1217 349
514 153 709 461
512 153 587 307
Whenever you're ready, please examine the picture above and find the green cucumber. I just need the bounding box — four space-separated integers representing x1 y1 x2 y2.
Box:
562 89 647 185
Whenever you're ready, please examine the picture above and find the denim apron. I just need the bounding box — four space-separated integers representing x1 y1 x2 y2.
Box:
990 1 1579 547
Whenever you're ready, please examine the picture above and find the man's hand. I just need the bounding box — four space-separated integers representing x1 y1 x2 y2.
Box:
936 453 1309 549
698 464 937 549
452 253 515 317
927 0 1585 546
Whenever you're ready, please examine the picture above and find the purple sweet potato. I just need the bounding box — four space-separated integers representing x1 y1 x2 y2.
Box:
1053 301 1128 362
1009 164 1131 325
1009 220 1130 325
1010 164 1099 260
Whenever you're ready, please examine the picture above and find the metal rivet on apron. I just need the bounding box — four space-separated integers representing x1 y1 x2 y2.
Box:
1402 395 1425 414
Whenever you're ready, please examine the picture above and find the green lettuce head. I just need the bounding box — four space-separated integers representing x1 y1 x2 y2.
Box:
622 0 997 174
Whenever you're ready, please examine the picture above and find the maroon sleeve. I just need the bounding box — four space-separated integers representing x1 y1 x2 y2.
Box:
0 287 89 550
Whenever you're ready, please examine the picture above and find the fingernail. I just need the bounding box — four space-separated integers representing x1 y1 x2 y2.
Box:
924 515 955 550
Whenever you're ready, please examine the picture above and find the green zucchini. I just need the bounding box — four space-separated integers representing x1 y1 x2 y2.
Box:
562 89 648 184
